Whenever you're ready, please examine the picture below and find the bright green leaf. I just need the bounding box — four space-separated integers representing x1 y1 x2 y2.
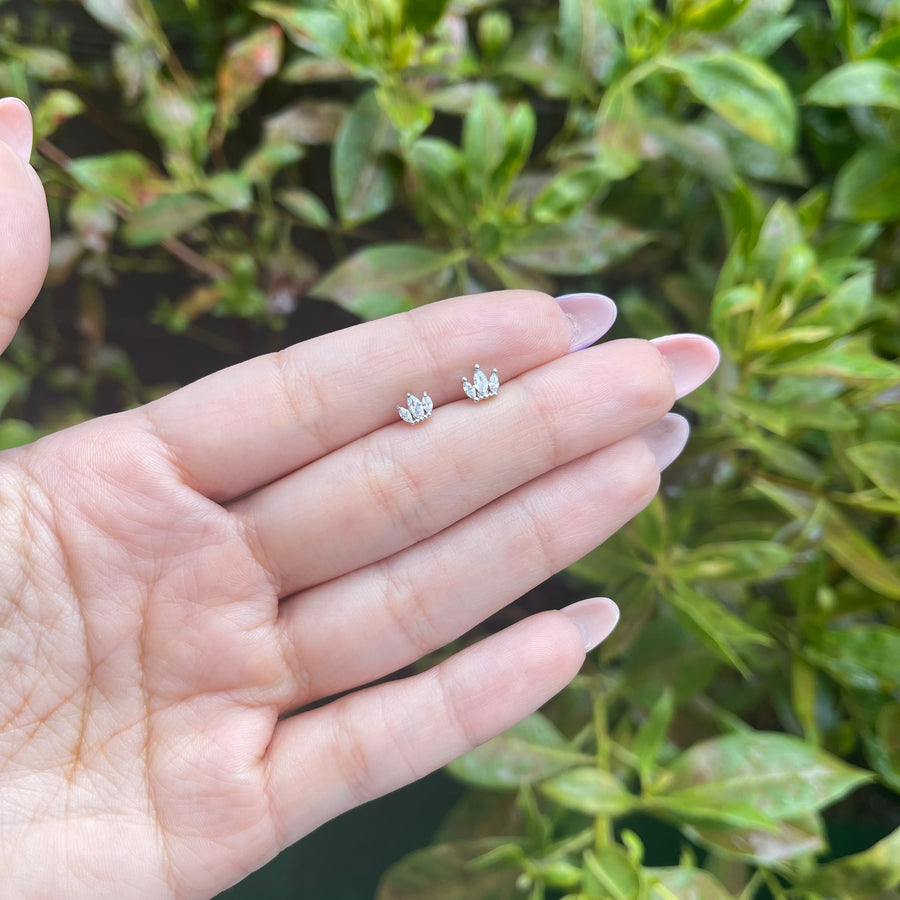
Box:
665 53 797 153
667 581 774 674
583 845 642 900
847 442 900 501
658 732 872 821
803 826 900 897
251 2 346 55
674 541 794 581
808 625 900 692
806 60 900 110
68 152 160 207
633 689 675 780
445 713 575 789
402 0 451 32
539 767 634 816
832 145 900 222
649 867 736 900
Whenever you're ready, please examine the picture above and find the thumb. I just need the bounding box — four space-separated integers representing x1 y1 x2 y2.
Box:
0 97 51 354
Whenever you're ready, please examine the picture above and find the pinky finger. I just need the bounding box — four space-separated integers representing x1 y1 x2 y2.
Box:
263 599 618 846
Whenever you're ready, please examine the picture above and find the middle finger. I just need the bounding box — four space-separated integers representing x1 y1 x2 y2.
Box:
233 336 714 596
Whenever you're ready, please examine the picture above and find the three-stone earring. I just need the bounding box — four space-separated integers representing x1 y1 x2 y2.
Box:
398 391 433 424
462 364 499 402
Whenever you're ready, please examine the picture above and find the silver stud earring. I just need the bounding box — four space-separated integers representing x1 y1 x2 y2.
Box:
398 392 433 424
463 365 499 402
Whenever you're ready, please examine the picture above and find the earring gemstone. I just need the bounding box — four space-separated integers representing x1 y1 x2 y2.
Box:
463 365 499 402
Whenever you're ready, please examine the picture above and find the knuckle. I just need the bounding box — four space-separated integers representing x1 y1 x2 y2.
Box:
621 437 662 509
378 557 442 658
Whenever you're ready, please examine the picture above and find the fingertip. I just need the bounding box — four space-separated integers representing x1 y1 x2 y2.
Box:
0 97 34 163
561 597 620 651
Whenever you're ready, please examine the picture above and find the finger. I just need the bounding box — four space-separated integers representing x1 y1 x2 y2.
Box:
264 599 618 842
0 98 50 354
273 416 685 708
235 337 716 596
142 290 617 501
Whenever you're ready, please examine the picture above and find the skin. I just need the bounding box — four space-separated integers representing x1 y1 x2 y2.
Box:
0 99 719 899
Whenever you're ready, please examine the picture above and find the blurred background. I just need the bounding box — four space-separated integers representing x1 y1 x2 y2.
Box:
2 0 899 897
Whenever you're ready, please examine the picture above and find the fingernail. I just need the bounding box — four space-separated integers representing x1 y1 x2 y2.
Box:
562 597 620 651
641 413 690 470
650 333 720 399
0 97 34 163
555 293 617 352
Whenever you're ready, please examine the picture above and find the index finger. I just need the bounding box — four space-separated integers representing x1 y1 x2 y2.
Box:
142 290 615 501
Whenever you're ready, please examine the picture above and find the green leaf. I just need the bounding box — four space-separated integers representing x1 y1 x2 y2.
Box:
68 151 160 207
755 481 900 600
539 767 635 816
679 0 748 32
311 244 460 319
251 2 346 55
650 793 780 832
445 713 576 789
805 60 900 110
332 90 398 226
667 581 773 674
0 419 38 450
376 840 519 900
122 194 219 246
81 0 160 42
847 442 900 501
803 826 900 897
403 0 450 33
832 145 900 222
633 689 675 780
649 867 736 900
0 361 27 417
794 270 874 333
761 339 900 381
462 89 510 199
686 814 826 865
276 188 332 228
204 173 252 211
505 211 651 274
33 89 85 141
665 53 797 153
673 541 794 581
265 101 346 145
658 732 872 822
808 626 900 693
532 164 609 223
583 845 642 900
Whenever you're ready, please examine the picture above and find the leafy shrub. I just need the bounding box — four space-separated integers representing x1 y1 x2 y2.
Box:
3 0 900 897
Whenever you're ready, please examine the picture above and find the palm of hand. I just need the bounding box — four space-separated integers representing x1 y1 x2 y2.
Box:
1 430 284 897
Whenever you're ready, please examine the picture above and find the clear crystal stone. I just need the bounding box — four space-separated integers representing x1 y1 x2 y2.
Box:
474 366 489 395
408 394 424 419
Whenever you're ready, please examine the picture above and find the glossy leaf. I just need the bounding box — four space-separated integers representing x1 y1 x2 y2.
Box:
122 194 219 246
649 867 736 900
539 767 634 816
403 0 451 33
445 713 575 789
312 244 460 318
633 689 675 780
583 845 642 900
686 814 826 865
332 90 398 226
376 839 519 900
505 211 650 274
68 152 160 207
808 626 900 692
806 60 900 110
673 541 793 581
667 581 773 674
658 732 872 821
847 442 900 501
803 826 900 897
832 145 900 222
251 2 346 55
665 54 797 153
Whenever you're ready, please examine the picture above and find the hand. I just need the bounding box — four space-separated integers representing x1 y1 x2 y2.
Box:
0 99 719 900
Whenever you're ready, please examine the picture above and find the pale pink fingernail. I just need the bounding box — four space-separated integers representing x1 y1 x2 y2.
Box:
562 597 620 651
641 413 690 471
0 97 34 163
650 334 720 399
555 293 617 352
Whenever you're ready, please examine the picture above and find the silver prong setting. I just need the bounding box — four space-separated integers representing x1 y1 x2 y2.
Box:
398 391 433 424
462 364 499 402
